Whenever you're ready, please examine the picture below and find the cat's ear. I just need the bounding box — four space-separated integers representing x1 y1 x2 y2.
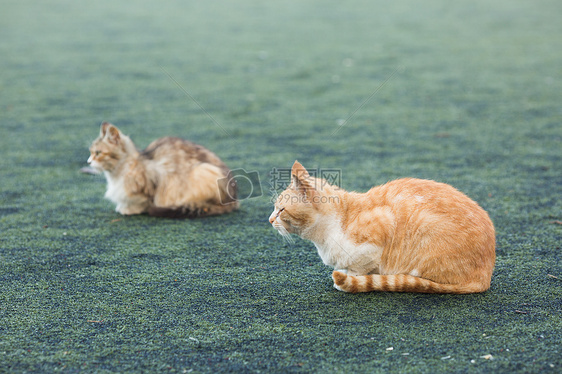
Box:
100 122 112 136
291 161 316 200
291 161 309 178
103 123 121 144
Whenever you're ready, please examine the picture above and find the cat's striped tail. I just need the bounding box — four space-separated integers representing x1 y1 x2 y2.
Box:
332 271 490 294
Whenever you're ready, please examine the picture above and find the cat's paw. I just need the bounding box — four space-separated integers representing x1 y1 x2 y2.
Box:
333 282 347 292
117 205 145 215
332 271 349 292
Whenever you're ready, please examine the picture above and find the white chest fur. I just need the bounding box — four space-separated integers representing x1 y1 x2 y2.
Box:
104 172 127 204
310 220 383 276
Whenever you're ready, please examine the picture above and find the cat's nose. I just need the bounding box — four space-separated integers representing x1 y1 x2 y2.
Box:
87 155 93 164
268 212 276 224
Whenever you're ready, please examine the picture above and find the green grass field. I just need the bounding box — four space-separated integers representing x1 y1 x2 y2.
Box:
1 0 561 372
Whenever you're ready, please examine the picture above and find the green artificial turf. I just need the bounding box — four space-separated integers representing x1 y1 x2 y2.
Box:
1 0 561 372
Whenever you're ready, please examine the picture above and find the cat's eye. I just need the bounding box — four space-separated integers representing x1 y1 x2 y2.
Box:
95 150 101 156
276 207 285 218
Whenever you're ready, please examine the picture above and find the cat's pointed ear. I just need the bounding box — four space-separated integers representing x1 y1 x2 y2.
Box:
103 123 121 144
291 160 308 178
100 122 112 136
291 161 316 200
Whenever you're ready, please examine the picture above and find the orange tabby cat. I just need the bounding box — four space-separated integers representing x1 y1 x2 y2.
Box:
269 161 495 294
88 122 238 218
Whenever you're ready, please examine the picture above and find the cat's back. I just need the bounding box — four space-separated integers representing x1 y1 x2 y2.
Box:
375 177 481 210
141 136 227 169
372 177 494 239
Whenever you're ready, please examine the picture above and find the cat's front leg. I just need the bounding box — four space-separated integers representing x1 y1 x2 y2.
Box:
333 282 345 292
332 269 348 291
116 198 149 215
117 205 145 215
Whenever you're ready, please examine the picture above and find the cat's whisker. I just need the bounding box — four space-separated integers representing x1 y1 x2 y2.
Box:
279 229 295 245
281 232 295 245
274 222 295 245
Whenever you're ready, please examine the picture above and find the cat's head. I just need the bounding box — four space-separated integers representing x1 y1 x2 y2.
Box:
87 122 136 172
269 161 341 240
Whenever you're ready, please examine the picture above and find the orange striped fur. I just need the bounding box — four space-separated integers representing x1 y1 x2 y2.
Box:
269 161 495 294
88 122 238 217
